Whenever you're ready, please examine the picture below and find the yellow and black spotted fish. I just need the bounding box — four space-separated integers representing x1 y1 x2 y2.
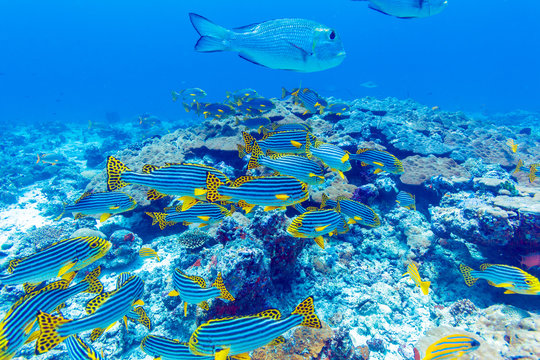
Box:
56 191 136 223
188 296 321 359
321 194 380 227
248 140 325 185
0 237 111 287
106 156 231 201
351 148 404 174
146 201 234 230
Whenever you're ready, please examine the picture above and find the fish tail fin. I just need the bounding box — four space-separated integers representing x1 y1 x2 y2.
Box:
212 272 235 301
247 141 263 170
291 296 321 328
281 87 290 99
420 280 431 296
35 311 71 354
320 194 329 209
529 165 537 183
459 264 478 287
171 91 178 102
54 202 67 221
82 266 103 294
205 172 224 202
242 131 255 153
237 144 246 158
189 13 230 52
513 159 523 175
106 156 132 191
146 212 170 230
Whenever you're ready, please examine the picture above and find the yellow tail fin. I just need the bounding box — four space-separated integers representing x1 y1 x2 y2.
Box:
247 141 263 170
242 132 256 153
212 272 235 301
420 280 431 296
146 212 171 230
291 296 321 328
82 266 103 294
205 173 225 203
238 144 247 158
35 311 71 354
320 194 329 209
529 165 537 183
512 159 523 175
106 156 132 191
459 264 478 287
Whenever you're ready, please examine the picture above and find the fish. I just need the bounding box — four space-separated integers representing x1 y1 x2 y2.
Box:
242 130 313 155
226 89 259 103
189 13 345 72
0 267 103 360
247 141 325 185
203 173 309 213
56 191 136 223
188 296 321 358
171 88 207 103
305 138 351 178
141 335 215 360
65 335 105 360
396 191 416 210
201 103 236 119
235 97 276 115
125 306 152 330
235 117 271 132
287 205 349 249
106 156 231 201
325 103 350 115
138 248 160 262
422 334 480 360
459 263 540 295
35 273 147 354
402 262 430 295
512 159 539 183
146 202 234 229
269 123 313 133
321 194 380 227
36 153 68 166
351 148 404 174
282 87 327 114
353 0 448 19
506 139 518 153
359 81 378 88
168 269 234 317
0 236 111 287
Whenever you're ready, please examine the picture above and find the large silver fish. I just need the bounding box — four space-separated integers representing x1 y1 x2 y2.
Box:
353 0 448 19
189 13 345 72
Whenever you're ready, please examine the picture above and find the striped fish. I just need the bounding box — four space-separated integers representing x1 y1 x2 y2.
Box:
402 262 430 296
423 334 480 360
226 89 258 103
235 117 271 133
169 269 234 317
201 103 235 120
287 206 348 249
56 191 136 222
188 296 321 358
247 141 325 185
268 123 313 133
139 248 160 262
146 202 234 230
282 88 327 114
242 130 313 155
106 156 231 201
321 194 380 227
506 138 518 153
325 103 350 115
306 138 351 178
203 173 308 213
396 191 416 210
141 335 215 360
65 335 105 360
35 273 146 354
459 264 540 295
0 267 102 360
0 236 111 287
350 148 404 174
512 159 539 183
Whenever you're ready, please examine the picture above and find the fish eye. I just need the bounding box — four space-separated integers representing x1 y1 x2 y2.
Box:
329 30 336 40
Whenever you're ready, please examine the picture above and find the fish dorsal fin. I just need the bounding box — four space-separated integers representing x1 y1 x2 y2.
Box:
147 189 166 201
198 301 209 310
480 264 495 271
231 176 257 187
116 273 134 289
336 195 349 201
187 274 207 288
267 336 285 346
356 148 369 154
181 198 200 211
133 306 152 330
142 164 161 174
86 290 115 315
256 309 281 320
23 282 43 294
313 140 324 148
7 258 24 273
74 191 93 204
306 207 319 212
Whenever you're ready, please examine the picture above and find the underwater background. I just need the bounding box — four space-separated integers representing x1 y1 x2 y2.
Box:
0 1 539 360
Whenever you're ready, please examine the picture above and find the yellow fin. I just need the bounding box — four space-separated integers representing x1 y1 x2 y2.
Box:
99 213 111 222
347 219 356 224
58 261 76 278
232 354 251 360
341 152 349 163
194 188 208 196
264 206 280 211
198 301 209 310
314 236 325 249
275 194 290 201
198 223 208 228
338 170 345 179
133 299 145 306
290 140 302 148
373 168 383 174
108 206 120 210
35 311 71 354
184 302 188 317
504 290 517 294
291 296 322 328
315 225 330 232
197 216 210 221
216 348 231 360
25 330 40 344
168 290 179 297
256 309 281 320
86 291 113 315
268 336 285 346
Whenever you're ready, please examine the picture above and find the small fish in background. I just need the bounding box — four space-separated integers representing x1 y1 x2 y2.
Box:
431 105 439 111
459 263 540 295
172 88 207 112
141 335 215 360
520 252 540 269
169 269 234 317
321 194 380 227
325 102 350 115
139 247 160 262
396 191 416 210
56 191 137 222
512 159 539 183
269 122 313 133
200 103 235 119
351 148 404 174
65 334 105 360
305 137 351 178
188 296 321 359
359 81 378 88
242 130 313 155
189 13 345 72
282 87 327 114
402 261 430 295
226 88 259 103
506 138 518 153
235 116 271 133
352 0 448 19
235 97 276 115
36 152 68 166
421 334 480 360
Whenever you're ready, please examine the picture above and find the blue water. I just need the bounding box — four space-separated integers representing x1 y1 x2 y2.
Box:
1 0 539 124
